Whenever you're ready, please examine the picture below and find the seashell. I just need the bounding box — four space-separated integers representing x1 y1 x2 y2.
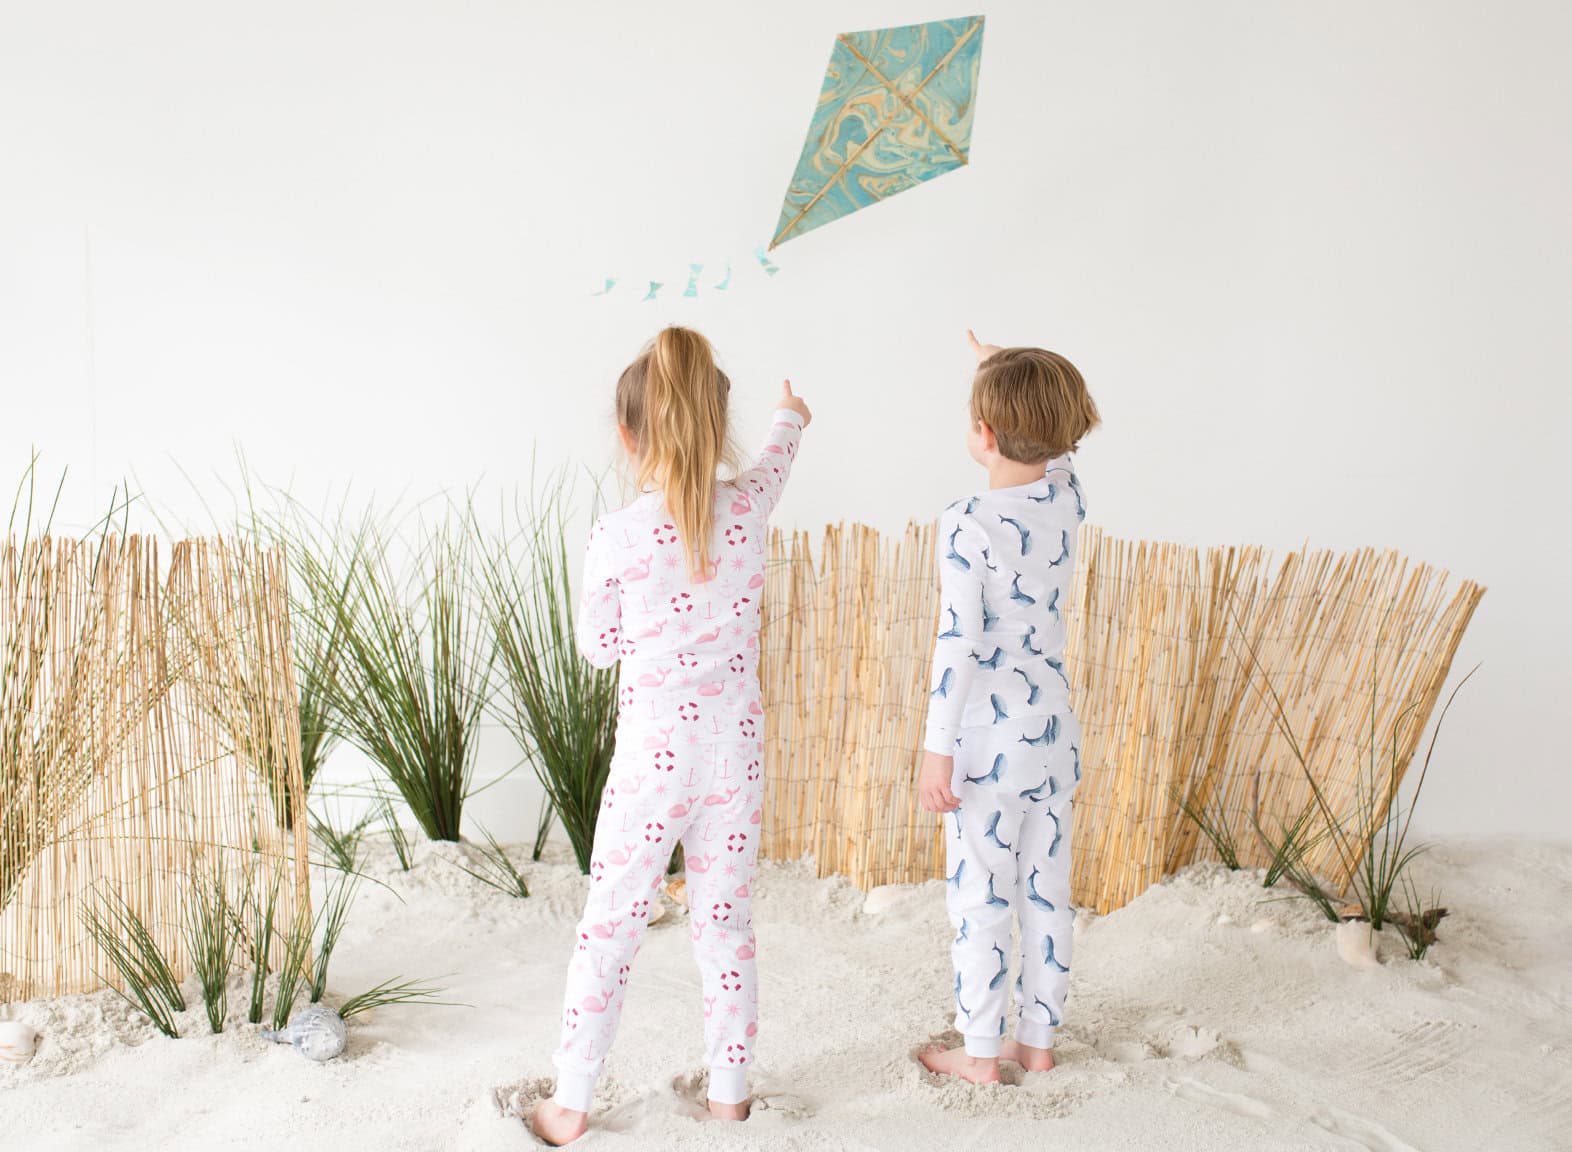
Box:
0 1021 37 1065
262 1004 348 1061
1335 919 1380 970
665 878 687 906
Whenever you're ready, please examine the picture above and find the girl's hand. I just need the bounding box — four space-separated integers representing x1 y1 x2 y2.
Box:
967 329 1004 364
918 751 961 813
779 379 812 427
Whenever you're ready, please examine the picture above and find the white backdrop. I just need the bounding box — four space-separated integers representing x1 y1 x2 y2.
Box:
2 1 1567 840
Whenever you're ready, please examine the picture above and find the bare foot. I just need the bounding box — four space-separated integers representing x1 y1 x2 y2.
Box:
707 1099 750 1121
1000 1037 1056 1072
918 1044 1001 1084
530 1100 588 1146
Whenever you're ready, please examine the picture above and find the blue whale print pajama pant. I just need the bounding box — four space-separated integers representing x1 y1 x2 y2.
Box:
945 712 1080 1055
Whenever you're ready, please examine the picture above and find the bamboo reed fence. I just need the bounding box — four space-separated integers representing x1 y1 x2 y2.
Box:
757 523 1484 914
0 535 307 1002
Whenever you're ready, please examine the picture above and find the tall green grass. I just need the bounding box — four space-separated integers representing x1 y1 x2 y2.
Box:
479 481 618 873
82 886 186 1038
307 511 492 842
181 854 241 1033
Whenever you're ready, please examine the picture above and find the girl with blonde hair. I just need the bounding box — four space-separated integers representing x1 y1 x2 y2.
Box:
533 326 811 1145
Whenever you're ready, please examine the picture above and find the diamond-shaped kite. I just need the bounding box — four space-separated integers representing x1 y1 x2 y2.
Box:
770 14 985 250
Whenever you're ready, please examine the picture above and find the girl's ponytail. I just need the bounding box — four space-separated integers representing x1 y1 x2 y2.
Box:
615 326 733 580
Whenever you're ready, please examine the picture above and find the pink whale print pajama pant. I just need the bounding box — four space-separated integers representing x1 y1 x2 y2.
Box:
552 738 763 1111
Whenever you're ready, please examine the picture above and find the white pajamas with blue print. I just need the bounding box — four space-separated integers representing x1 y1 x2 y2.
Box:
924 456 1085 1056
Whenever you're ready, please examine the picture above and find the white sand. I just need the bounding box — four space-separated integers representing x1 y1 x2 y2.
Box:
4 836 1569 1152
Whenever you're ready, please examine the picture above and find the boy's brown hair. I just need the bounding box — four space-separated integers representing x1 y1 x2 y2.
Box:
970 347 1100 463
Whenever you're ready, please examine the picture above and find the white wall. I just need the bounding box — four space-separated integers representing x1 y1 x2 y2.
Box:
2 1 1567 840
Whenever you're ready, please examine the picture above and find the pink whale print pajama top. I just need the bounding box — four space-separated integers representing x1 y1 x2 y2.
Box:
551 408 805 1113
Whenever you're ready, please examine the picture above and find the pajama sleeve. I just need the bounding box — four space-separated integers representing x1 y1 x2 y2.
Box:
923 506 989 755
734 408 806 519
575 516 622 669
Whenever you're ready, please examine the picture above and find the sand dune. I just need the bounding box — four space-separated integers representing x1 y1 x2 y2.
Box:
4 836 1569 1151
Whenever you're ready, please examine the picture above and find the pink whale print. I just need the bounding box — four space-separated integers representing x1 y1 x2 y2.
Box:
731 493 753 514
736 942 755 960
697 681 725 697
668 797 697 819
734 881 750 899
582 990 615 1013
747 572 764 590
622 555 653 581
587 919 622 940
643 726 674 749
637 666 671 687
695 627 723 644
703 786 740 807
686 852 718 874
749 808 762 825
635 620 667 641
606 842 637 866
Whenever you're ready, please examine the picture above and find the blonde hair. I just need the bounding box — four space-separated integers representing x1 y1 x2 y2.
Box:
970 347 1100 463
616 326 735 580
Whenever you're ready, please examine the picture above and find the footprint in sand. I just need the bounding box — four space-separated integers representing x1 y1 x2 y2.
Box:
670 1069 814 1121
1169 1075 1275 1120
492 1075 634 1142
1310 1107 1422 1152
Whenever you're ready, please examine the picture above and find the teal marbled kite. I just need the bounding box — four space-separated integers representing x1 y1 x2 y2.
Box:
770 15 985 249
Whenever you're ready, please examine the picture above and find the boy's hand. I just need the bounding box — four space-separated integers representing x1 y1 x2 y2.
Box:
967 329 1004 364
919 751 961 813
779 379 812 426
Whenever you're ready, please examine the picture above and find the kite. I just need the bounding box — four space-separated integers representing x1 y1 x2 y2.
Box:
770 14 985 249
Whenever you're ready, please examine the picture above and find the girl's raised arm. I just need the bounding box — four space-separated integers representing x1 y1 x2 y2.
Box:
735 380 810 519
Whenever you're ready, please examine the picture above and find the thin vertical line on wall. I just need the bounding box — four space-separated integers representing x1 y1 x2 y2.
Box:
83 225 99 501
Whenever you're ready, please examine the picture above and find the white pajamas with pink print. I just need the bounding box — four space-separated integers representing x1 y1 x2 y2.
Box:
551 408 804 1113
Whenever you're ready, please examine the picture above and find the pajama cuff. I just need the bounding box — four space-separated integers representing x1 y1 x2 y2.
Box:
708 1065 749 1105
923 724 958 756
771 407 806 429
552 1070 597 1113
1015 1019 1057 1051
962 1032 1002 1059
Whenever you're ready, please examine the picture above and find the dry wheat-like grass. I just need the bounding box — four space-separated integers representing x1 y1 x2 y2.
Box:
756 523 1483 914
1 534 308 1001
